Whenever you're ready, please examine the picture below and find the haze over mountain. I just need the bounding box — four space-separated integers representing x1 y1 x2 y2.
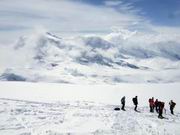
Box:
0 29 180 84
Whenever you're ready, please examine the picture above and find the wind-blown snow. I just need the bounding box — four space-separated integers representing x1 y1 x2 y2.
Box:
0 29 180 84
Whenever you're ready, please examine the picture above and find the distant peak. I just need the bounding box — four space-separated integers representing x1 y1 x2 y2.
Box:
46 32 62 40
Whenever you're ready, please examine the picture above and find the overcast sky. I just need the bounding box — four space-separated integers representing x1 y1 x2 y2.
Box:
0 0 180 44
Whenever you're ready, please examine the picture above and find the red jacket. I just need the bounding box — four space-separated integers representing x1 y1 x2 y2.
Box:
149 99 154 107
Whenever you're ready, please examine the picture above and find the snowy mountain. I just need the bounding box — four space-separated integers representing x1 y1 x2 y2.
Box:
0 30 180 84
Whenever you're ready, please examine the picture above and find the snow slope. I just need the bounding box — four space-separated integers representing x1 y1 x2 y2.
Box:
0 82 180 135
0 29 180 84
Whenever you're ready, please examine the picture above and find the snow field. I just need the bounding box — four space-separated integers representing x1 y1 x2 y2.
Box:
0 82 180 134
0 98 180 135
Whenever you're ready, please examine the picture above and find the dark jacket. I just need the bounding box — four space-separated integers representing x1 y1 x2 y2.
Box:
159 102 164 111
121 97 125 104
133 97 138 105
154 100 158 107
169 101 176 108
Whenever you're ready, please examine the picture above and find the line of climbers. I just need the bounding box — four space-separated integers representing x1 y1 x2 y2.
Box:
148 97 176 119
118 96 176 119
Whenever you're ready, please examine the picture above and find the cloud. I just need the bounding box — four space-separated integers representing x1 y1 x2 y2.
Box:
0 0 180 45
0 0 145 43
0 0 142 30
104 0 123 6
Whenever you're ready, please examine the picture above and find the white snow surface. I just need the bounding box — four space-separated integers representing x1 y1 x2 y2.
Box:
0 29 180 84
0 82 180 135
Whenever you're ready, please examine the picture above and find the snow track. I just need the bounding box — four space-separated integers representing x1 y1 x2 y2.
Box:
0 98 180 135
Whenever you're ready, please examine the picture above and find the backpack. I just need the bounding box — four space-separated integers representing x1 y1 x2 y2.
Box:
172 102 176 107
132 98 136 104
